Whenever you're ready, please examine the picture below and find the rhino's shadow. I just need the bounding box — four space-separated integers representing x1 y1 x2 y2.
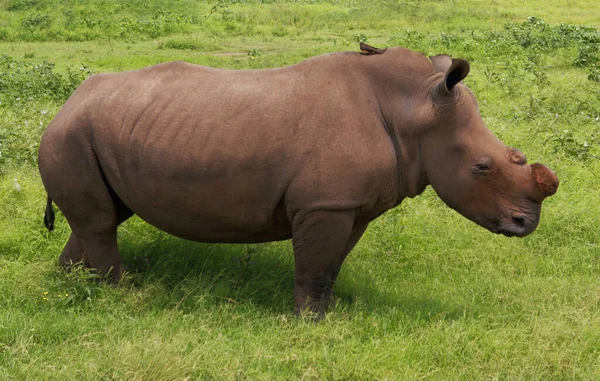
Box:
118 232 467 321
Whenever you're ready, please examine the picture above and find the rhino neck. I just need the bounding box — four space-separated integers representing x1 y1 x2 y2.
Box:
361 51 434 202
379 111 429 202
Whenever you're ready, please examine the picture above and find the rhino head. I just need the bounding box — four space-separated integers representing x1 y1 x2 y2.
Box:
420 55 558 237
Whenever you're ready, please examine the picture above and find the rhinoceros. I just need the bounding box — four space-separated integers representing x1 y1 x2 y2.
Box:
38 43 558 314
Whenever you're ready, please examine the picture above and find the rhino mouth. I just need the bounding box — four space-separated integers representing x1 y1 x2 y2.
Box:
476 215 538 238
497 214 539 238
462 205 540 238
498 228 518 238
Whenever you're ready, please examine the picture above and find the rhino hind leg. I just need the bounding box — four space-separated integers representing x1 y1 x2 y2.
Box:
291 210 358 317
59 233 88 269
59 198 132 273
56 191 129 281
41 137 132 282
59 183 133 281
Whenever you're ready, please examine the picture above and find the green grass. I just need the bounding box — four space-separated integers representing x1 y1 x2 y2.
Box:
1 0 600 379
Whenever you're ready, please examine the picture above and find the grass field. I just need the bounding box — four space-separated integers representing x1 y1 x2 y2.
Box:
1 0 600 379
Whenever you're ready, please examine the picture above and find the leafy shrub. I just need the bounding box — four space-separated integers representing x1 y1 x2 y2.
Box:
504 16 548 49
440 32 458 49
248 48 262 59
0 55 92 105
7 0 42 11
589 65 600 82
161 39 199 50
386 30 426 51
503 17 600 51
7 5 198 42
0 56 92 172
159 39 220 51
0 106 51 171
545 128 598 160
0 28 11 41
574 44 600 67
21 13 52 30
272 25 288 37
352 33 367 43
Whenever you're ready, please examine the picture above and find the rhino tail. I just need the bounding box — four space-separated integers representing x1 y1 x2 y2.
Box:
44 194 55 231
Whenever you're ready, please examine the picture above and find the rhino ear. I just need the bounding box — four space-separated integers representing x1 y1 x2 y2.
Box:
432 57 470 96
443 59 470 93
430 55 453 73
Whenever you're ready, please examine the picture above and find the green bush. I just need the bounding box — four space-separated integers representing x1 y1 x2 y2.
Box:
20 13 52 30
7 0 43 11
574 44 600 67
159 38 221 51
0 28 11 41
2 1 201 41
0 56 93 172
0 55 92 105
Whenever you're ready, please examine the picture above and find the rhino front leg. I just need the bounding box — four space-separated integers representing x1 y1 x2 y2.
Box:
323 223 369 305
291 210 356 316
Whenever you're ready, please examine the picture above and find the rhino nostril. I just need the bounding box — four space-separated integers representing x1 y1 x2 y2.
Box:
511 215 526 227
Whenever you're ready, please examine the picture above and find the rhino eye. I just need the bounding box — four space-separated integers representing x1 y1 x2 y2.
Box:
473 157 493 175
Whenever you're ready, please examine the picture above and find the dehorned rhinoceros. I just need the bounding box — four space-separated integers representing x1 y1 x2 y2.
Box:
38 43 558 315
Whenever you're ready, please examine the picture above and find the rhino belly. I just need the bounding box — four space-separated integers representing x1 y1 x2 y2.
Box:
118 174 291 243
98 149 293 244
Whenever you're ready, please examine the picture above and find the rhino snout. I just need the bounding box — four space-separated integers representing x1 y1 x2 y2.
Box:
498 163 557 237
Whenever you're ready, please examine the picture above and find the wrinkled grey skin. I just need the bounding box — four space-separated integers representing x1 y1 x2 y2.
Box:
38 45 558 315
